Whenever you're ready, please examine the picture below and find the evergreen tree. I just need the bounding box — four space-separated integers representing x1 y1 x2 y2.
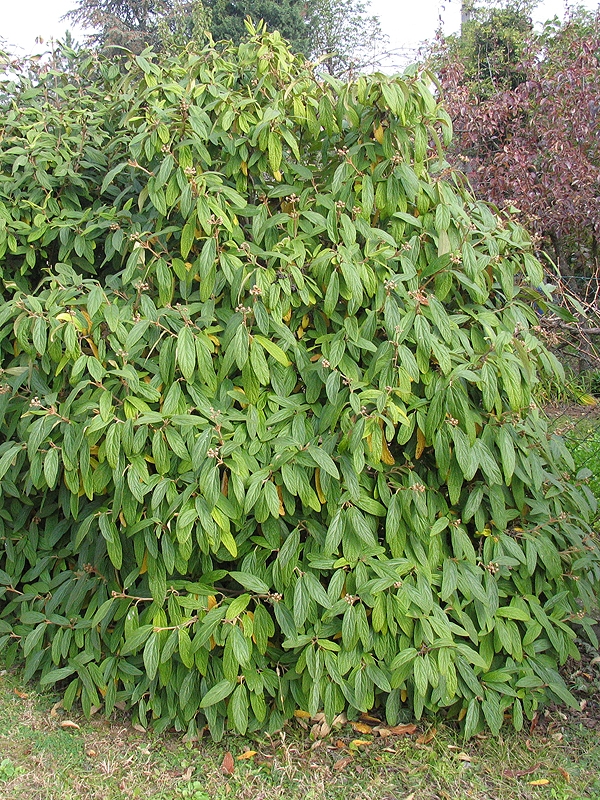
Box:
204 0 309 54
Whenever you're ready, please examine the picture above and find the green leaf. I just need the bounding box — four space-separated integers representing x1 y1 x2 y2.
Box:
200 679 236 708
254 335 291 366
229 572 270 594
307 445 339 479
176 325 196 381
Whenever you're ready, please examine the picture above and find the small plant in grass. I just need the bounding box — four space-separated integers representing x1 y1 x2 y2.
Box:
0 25 599 742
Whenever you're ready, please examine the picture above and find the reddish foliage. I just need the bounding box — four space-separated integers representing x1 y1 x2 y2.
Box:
437 12 600 275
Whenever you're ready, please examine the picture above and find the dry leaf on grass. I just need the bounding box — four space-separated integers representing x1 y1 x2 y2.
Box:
503 763 541 778
333 756 353 772
389 724 418 736
416 727 437 744
237 751 257 760
221 751 235 775
60 720 80 730
13 689 28 699
349 739 372 748
529 779 550 786
351 722 373 735
558 767 571 783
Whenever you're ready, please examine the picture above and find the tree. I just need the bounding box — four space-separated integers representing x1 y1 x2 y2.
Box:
64 0 210 53
64 0 388 74
435 5 600 276
0 28 598 741
203 0 309 54
304 0 388 77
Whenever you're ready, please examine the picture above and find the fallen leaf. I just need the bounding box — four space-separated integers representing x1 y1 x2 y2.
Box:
294 709 311 719
349 739 372 748
14 689 28 699
360 713 380 723
332 713 348 727
60 720 80 730
237 751 257 760
558 767 570 783
351 722 373 735
457 752 471 762
182 766 194 780
333 756 353 772
389 723 418 736
335 739 346 749
417 727 437 744
50 700 63 718
503 763 541 779
131 723 146 733
86 749 97 757
376 728 392 738
221 751 235 775
529 779 550 786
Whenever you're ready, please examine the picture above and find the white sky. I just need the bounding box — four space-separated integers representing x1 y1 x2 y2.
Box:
1 0 599 57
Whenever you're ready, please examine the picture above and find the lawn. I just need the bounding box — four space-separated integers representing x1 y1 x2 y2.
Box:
1 664 599 800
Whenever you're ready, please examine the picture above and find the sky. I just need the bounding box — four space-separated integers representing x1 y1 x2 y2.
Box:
1 0 599 59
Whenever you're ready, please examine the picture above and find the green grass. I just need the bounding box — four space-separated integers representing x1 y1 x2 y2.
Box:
1 667 599 800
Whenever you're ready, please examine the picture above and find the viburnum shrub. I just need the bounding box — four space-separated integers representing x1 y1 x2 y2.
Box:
0 26 598 741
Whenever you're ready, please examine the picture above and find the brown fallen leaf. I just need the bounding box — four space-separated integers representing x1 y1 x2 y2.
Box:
558 767 571 783
529 779 550 786
389 724 418 736
349 739 372 748
416 727 437 744
182 766 194 780
221 751 235 775
456 752 471 762
237 751 257 761
360 713 380 723
335 739 346 749
503 763 541 779
50 700 63 718
14 689 28 699
351 722 373 735
60 720 80 730
333 756 353 772
375 727 392 738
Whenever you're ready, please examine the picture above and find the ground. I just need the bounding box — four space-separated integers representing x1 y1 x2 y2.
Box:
1 647 599 800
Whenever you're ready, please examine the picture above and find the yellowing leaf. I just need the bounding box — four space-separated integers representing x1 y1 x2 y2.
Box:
416 427 426 459
529 779 550 786
351 722 373 735
349 739 372 748
237 751 257 760
374 123 384 144
294 709 311 719
315 468 326 504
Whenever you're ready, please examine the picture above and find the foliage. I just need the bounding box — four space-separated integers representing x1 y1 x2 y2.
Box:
64 0 211 53
0 27 599 742
203 0 309 55
434 5 600 276
304 0 388 77
64 0 387 75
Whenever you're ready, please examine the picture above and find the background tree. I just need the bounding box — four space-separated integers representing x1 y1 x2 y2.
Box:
304 0 388 77
64 0 210 52
435 4 600 277
65 0 388 74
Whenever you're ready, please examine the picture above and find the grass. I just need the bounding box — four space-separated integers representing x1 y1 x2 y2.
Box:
1 667 599 800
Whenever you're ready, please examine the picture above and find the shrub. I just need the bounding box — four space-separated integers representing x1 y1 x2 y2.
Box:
0 27 598 741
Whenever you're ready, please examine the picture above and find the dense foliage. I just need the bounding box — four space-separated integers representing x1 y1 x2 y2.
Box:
64 0 386 76
0 29 599 741
435 5 600 276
